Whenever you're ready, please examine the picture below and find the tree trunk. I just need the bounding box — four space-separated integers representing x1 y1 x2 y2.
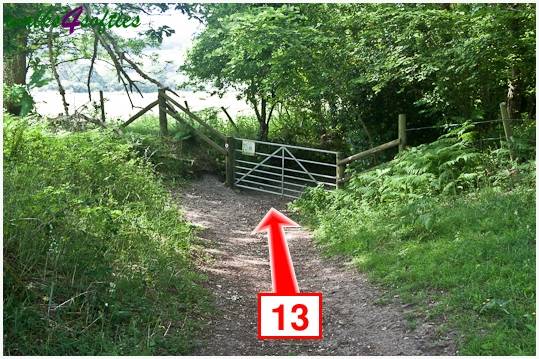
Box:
258 98 270 140
250 96 270 141
3 30 28 115
258 121 269 140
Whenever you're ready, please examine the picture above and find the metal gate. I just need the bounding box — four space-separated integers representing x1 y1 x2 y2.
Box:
232 138 338 199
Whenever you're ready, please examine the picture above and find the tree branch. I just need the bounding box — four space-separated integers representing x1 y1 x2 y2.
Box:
83 4 141 106
87 35 98 101
267 102 277 124
55 57 88 66
47 28 69 116
102 30 165 89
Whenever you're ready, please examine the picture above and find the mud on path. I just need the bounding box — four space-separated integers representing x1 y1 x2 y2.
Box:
171 175 455 355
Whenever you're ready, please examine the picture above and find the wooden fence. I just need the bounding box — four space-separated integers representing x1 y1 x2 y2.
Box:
335 102 520 187
335 114 406 188
119 88 232 184
116 89 521 191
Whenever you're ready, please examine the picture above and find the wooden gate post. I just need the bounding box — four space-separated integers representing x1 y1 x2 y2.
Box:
398 113 407 152
336 152 345 189
158 89 168 136
225 136 236 188
499 102 515 161
99 90 105 122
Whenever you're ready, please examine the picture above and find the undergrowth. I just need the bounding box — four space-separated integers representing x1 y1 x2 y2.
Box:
123 115 223 180
3 114 210 355
291 123 536 355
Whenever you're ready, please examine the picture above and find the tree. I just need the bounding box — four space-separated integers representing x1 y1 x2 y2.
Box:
184 3 535 148
3 3 188 117
3 4 40 114
182 4 317 140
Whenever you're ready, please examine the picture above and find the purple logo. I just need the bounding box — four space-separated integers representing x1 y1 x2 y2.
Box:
61 6 83 35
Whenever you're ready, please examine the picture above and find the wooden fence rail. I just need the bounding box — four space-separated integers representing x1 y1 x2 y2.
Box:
338 138 400 166
121 100 159 128
163 91 227 141
165 106 227 155
336 114 406 187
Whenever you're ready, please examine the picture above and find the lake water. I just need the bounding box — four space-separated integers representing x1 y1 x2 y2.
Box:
31 90 254 120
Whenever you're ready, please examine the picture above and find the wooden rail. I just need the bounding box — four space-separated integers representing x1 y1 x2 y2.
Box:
336 114 406 187
221 106 239 134
163 92 227 142
118 88 232 182
121 99 159 128
158 88 168 136
338 139 400 166
165 106 227 155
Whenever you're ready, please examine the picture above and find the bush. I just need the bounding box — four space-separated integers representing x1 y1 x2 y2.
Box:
3 114 209 355
124 114 225 180
3 84 34 116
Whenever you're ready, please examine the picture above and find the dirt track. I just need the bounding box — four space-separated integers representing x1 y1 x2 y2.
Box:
172 175 456 355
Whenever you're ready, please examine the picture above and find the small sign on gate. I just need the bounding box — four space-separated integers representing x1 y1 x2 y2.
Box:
242 140 256 156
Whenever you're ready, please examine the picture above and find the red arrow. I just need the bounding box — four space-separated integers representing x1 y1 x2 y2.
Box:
253 208 300 294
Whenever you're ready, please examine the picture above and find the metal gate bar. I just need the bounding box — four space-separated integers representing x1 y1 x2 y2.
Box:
233 138 338 199
236 149 337 167
236 167 332 188
236 162 336 186
237 138 338 155
236 160 337 180
235 183 299 199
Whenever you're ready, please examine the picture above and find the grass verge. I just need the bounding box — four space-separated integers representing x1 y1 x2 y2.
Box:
291 127 536 355
3 114 210 355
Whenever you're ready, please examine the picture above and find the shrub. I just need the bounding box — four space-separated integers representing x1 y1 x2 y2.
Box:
3 84 34 116
3 114 209 355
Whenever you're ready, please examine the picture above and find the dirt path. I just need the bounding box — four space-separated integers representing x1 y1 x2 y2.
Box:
172 175 455 356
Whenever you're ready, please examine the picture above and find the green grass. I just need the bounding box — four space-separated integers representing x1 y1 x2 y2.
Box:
3 114 210 355
313 189 535 354
122 115 187 138
291 127 536 355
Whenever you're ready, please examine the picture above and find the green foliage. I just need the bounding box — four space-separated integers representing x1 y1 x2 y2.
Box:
122 115 194 181
123 115 225 179
3 84 35 116
185 3 535 148
291 127 536 355
182 4 321 138
3 114 209 355
342 123 534 204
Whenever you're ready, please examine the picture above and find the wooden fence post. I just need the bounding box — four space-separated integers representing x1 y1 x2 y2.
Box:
158 89 168 136
336 152 345 189
225 136 236 188
99 90 105 122
398 113 407 152
499 102 515 161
